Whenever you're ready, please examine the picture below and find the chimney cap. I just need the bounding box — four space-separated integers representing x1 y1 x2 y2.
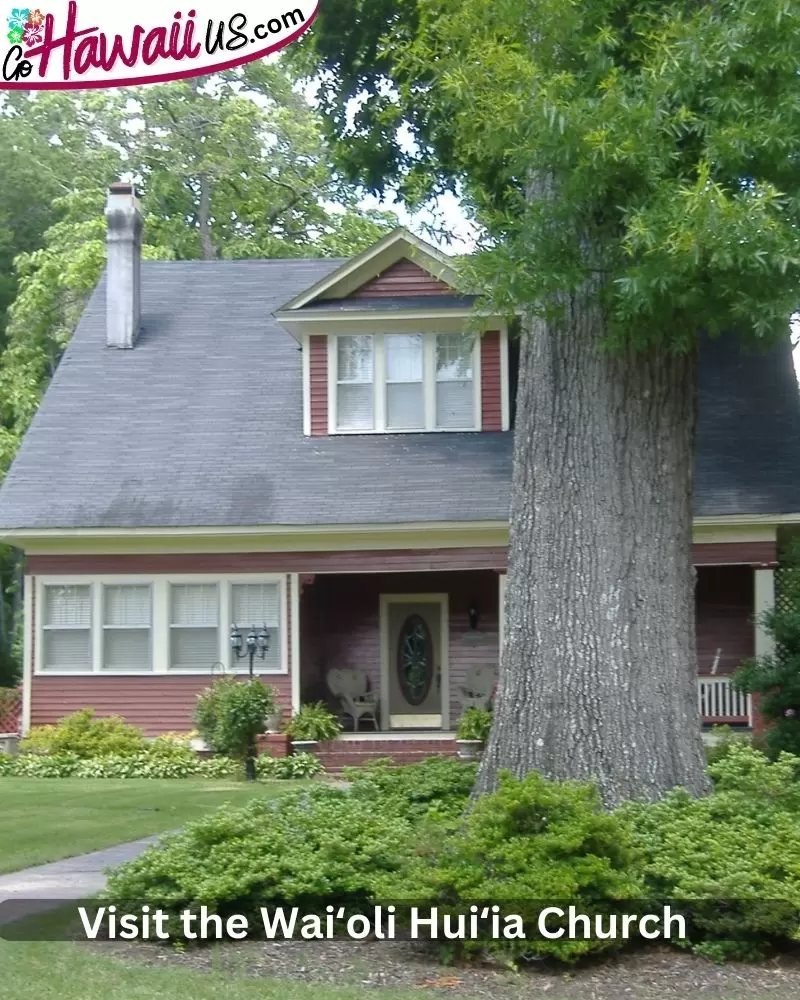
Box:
108 181 136 196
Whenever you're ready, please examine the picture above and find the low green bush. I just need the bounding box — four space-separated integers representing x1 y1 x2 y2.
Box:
106 785 414 915
455 707 493 743
623 744 800 961
12 752 81 777
703 725 754 768
256 751 322 779
378 769 643 964
20 709 145 758
345 756 476 823
194 678 275 761
284 702 342 742
0 751 16 775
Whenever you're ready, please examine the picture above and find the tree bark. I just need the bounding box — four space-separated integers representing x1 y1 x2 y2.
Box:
474 283 711 808
197 175 218 261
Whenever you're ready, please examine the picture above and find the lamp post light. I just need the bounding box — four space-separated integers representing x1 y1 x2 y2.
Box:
229 623 270 781
230 623 270 677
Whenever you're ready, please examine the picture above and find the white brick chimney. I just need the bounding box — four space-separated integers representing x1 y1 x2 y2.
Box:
105 181 142 348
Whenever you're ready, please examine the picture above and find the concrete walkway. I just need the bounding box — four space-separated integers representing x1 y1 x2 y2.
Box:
0 836 160 902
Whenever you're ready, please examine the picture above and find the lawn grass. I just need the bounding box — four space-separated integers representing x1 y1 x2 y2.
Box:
0 942 440 1000
0 778 301 874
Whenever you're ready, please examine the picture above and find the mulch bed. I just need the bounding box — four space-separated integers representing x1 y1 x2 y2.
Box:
95 938 800 999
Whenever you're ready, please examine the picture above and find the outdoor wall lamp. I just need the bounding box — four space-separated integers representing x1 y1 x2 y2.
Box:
468 603 480 630
230 623 270 677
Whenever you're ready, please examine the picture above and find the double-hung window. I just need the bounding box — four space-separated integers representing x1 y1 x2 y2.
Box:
102 584 152 671
231 582 282 672
42 584 92 672
336 335 374 430
169 583 219 670
332 332 477 433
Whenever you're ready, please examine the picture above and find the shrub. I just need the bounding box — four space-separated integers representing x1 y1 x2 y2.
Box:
456 708 492 743
345 756 475 824
196 756 243 779
703 725 754 768
256 751 322 780
106 785 414 916
19 709 145 758
0 752 16 775
623 744 800 961
194 678 275 762
734 545 800 757
378 770 643 964
284 702 341 742
12 752 80 777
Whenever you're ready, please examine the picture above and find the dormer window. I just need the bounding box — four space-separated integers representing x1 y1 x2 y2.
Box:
331 332 478 434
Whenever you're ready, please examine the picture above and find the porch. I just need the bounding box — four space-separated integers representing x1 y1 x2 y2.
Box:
295 564 765 742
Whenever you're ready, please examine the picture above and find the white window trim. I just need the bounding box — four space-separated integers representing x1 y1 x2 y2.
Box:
328 332 482 435
34 574 289 676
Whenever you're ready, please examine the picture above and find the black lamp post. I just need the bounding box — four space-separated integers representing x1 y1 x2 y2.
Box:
230 623 270 677
229 623 270 780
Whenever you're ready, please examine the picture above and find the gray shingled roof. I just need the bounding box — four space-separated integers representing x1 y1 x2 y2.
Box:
0 258 798 531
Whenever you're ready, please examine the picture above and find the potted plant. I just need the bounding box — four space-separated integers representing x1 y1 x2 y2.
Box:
456 707 492 761
284 702 342 753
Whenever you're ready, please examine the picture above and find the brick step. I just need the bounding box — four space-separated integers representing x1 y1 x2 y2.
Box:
316 744 458 773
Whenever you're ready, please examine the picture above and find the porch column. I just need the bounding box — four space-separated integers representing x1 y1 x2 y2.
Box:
290 573 301 715
754 568 775 658
752 568 775 733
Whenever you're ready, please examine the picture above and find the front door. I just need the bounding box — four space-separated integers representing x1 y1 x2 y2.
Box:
383 598 446 729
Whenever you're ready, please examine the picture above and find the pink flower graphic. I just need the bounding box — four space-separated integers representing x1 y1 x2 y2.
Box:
23 20 41 45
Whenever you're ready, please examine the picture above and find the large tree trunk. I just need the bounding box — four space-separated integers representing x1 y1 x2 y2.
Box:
474 285 711 808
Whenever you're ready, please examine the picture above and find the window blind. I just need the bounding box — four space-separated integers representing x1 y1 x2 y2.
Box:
336 335 374 430
170 583 219 670
42 585 91 672
103 585 151 671
386 334 424 429
435 334 475 429
231 582 281 671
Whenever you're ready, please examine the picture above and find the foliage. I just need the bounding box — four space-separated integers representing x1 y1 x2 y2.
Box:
345 755 476 823
703 725 754 768
379 769 643 963
12 752 82 777
734 546 800 757
623 744 800 961
19 709 145 758
256 751 323 780
0 751 16 775
284 702 342 743
456 707 492 743
194 678 275 761
105 785 414 914
304 0 800 350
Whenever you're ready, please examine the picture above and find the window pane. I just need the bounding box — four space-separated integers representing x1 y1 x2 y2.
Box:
337 336 373 383
436 381 475 429
104 630 150 672
43 630 90 672
387 382 425 430
170 628 219 671
171 584 218 626
385 334 423 382
44 585 91 628
232 583 280 627
436 334 474 381
337 384 374 430
104 585 151 627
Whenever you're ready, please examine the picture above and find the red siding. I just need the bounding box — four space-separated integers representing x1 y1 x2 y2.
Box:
480 331 502 431
29 674 292 736
26 541 775 577
27 550 509 576
692 541 776 567
347 259 452 298
695 565 754 676
308 335 328 436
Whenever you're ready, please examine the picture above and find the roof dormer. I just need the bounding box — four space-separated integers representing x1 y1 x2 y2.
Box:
275 228 510 437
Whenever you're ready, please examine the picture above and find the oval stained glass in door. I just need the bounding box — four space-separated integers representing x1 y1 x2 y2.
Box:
396 614 434 706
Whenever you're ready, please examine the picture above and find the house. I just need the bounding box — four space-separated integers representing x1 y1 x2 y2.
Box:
0 182 799 765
